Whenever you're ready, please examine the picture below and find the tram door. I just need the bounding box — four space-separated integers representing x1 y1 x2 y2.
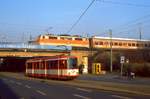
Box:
59 60 67 76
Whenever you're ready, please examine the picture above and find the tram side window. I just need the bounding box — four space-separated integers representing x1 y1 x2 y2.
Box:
59 60 67 69
39 61 45 69
47 61 51 69
50 60 58 69
68 58 77 69
27 63 32 69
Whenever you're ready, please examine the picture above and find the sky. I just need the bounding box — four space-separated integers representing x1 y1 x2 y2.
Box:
0 0 150 42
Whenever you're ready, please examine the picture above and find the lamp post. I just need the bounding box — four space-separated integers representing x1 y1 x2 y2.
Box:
109 29 113 73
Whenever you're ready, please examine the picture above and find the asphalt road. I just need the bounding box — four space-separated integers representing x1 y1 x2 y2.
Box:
77 74 150 85
0 76 149 99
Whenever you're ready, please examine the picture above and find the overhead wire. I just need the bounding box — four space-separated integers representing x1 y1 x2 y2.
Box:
101 0 150 8
66 0 96 34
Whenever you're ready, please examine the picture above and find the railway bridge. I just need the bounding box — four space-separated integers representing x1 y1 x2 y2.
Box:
0 42 90 72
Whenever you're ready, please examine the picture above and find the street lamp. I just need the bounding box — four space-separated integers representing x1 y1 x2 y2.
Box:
109 29 113 73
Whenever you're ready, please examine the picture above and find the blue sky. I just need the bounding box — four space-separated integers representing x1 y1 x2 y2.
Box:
0 0 150 42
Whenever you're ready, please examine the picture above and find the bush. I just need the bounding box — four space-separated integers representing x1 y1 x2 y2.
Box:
124 63 150 77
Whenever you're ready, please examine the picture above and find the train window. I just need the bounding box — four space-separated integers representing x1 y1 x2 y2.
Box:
60 37 65 40
128 43 131 46
67 38 72 40
140 44 144 47
42 36 45 39
95 42 98 45
100 42 103 45
136 44 139 47
75 38 82 41
110 42 113 46
132 43 135 46
145 44 148 47
105 42 109 45
49 36 57 39
123 43 127 46
119 43 122 46
114 42 118 46
68 58 77 69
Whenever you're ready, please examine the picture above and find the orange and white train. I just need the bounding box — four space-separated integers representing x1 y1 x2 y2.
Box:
91 36 150 49
25 55 79 80
36 34 89 48
35 34 150 50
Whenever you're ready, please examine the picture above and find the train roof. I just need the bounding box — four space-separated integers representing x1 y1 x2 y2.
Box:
39 34 87 38
92 36 150 42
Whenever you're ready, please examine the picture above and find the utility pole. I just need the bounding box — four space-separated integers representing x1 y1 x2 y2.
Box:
139 23 142 40
109 29 113 73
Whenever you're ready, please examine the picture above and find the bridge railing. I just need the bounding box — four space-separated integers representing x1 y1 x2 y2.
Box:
0 42 72 51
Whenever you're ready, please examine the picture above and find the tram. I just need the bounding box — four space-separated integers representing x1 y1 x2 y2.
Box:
25 55 79 80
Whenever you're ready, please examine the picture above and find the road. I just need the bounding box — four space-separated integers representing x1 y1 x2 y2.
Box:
77 74 150 85
0 76 149 99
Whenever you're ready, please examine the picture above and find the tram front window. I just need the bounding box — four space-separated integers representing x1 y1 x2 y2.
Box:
68 58 77 69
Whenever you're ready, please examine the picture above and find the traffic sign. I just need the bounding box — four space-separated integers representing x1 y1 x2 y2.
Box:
120 56 125 63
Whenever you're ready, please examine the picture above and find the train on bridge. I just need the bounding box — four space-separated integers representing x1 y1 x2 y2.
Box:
36 34 150 50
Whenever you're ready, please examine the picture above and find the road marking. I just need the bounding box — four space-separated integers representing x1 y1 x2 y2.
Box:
111 95 133 99
20 97 25 99
10 80 15 83
73 94 90 99
3 78 7 81
25 85 31 89
16 82 22 85
36 90 46 96
76 88 92 92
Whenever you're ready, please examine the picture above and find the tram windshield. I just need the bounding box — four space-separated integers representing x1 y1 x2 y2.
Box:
68 58 77 69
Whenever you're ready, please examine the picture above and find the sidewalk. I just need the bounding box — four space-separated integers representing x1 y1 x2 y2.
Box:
77 73 150 85
0 72 150 96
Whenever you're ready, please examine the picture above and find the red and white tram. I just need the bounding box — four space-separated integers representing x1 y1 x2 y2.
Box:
25 55 79 80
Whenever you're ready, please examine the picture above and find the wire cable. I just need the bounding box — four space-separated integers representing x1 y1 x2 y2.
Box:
67 0 96 34
101 0 150 7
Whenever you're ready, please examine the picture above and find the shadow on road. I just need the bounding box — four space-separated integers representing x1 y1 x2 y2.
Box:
0 79 18 99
